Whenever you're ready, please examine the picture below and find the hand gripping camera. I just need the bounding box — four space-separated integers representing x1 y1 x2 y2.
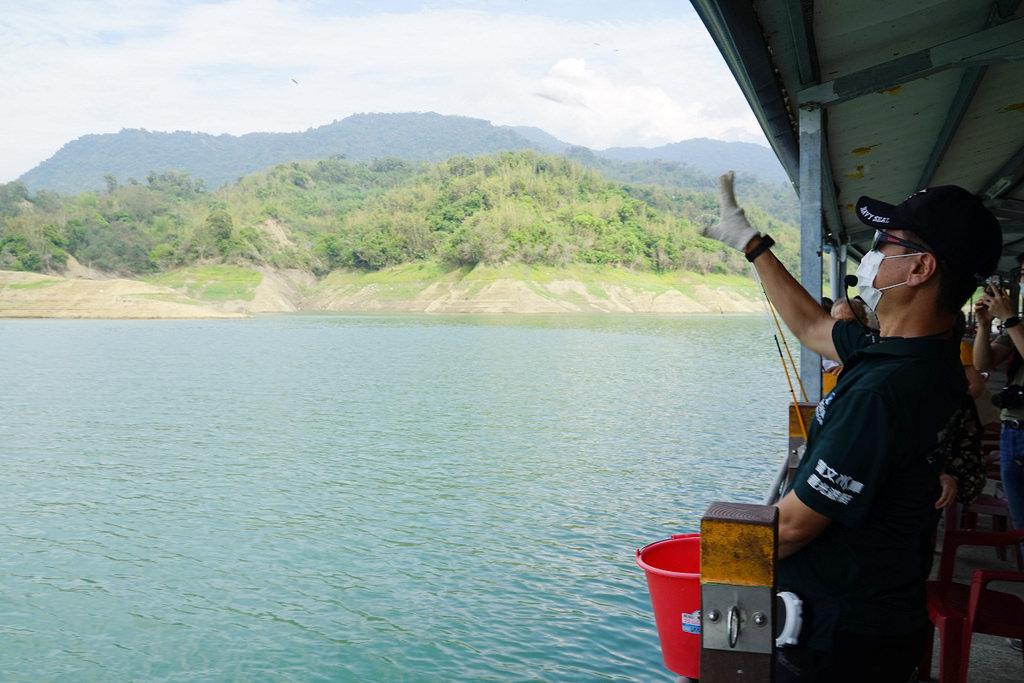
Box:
985 275 1005 296
993 384 1024 409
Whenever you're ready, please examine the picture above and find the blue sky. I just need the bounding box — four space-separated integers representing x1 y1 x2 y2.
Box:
0 1 765 183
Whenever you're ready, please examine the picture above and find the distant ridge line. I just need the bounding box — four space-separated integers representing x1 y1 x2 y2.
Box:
17 112 788 194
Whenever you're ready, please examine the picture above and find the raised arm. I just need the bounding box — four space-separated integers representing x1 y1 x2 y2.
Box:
702 172 838 360
974 288 1015 372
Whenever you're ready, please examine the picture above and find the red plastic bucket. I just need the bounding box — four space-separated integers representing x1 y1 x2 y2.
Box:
636 534 701 678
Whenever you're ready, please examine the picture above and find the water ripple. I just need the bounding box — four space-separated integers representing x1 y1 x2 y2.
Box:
0 315 788 682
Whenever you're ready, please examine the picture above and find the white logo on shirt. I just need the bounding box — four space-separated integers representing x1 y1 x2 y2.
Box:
806 459 865 505
814 392 836 425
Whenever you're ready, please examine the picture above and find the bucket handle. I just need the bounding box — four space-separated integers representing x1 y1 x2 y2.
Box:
634 532 700 557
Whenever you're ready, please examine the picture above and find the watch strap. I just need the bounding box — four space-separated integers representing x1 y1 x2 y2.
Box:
745 234 775 263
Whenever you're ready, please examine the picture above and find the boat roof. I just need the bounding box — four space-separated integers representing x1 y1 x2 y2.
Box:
691 0 1024 274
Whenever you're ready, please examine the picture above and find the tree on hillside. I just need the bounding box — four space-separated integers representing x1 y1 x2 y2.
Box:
0 182 30 218
205 208 234 257
146 170 206 200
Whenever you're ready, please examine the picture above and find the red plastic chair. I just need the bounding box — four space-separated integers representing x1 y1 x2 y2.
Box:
962 493 1011 532
946 498 1014 564
943 423 1016 564
919 527 1024 683
959 492 1023 566
961 567 1024 681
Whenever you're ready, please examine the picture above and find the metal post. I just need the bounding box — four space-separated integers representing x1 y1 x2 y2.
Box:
799 105 824 403
829 243 847 301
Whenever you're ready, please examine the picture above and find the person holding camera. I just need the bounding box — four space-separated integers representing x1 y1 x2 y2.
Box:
973 263 1024 551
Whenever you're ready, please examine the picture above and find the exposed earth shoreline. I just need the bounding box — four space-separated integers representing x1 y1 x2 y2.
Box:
0 262 765 319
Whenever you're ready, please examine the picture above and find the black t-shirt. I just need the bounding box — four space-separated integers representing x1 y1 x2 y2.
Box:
778 321 965 650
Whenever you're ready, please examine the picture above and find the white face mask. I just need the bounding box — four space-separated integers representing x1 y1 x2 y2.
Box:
853 249 923 309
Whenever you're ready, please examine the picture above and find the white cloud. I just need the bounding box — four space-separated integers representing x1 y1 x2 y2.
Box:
522 57 758 150
0 0 766 183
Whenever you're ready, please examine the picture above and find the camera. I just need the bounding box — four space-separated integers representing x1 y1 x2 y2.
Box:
985 275 1005 296
993 384 1024 409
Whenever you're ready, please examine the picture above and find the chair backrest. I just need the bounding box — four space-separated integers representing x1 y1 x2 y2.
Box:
938 527 1024 583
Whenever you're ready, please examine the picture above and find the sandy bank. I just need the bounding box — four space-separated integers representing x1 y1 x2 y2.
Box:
0 266 764 319
0 271 246 319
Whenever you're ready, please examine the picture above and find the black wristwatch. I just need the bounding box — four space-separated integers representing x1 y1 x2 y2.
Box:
745 234 775 263
1001 316 1020 331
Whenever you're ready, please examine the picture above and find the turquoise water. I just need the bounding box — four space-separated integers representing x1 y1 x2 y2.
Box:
1 314 790 681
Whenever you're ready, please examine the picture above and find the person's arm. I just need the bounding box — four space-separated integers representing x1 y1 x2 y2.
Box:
973 299 996 371
774 490 831 559
988 285 1024 356
702 172 837 360
975 289 1016 371
748 237 839 359
964 363 986 399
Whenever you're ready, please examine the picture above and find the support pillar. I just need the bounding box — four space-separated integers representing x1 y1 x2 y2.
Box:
829 243 847 301
799 106 824 403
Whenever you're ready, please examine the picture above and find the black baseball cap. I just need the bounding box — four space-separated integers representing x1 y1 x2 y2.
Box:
855 185 1002 283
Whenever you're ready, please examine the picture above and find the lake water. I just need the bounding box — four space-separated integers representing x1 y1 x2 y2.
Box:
1 314 791 682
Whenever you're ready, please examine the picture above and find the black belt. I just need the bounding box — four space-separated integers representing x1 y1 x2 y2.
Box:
1004 418 1024 430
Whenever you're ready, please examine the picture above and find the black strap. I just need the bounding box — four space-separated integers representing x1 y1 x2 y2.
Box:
745 234 775 262
1007 349 1021 388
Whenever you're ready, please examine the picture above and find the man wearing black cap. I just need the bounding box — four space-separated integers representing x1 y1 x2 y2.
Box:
702 173 1002 682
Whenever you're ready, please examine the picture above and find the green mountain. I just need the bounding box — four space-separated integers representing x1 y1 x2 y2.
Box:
17 113 788 195
17 114 562 195
0 151 798 280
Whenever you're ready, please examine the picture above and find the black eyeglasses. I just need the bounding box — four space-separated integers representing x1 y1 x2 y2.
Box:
871 229 929 254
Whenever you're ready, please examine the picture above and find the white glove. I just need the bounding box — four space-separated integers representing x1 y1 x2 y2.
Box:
700 171 759 251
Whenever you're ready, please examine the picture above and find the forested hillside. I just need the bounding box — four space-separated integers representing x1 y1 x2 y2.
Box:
0 151 798 280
